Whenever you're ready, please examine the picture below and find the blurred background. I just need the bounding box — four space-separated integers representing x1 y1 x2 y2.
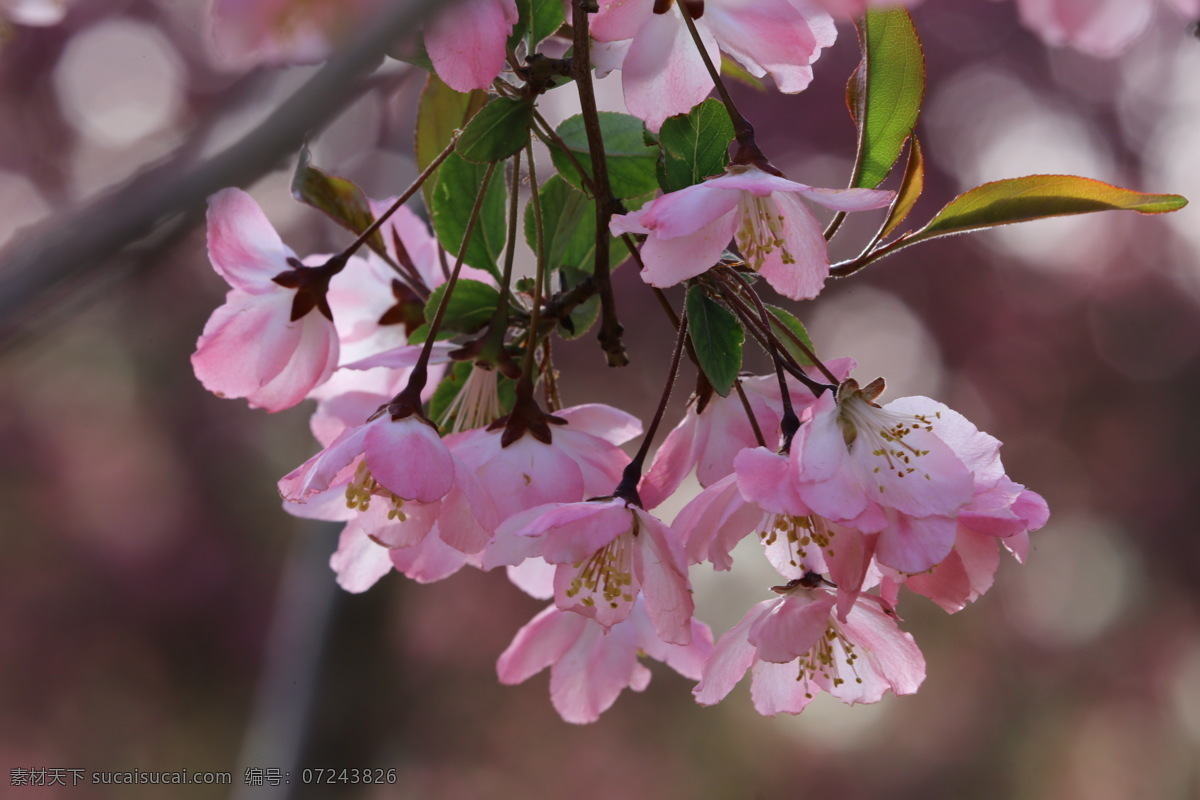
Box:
3 1 1200 798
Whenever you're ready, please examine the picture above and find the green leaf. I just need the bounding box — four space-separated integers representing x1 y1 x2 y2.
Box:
558 293 600 340
430 361 517 433
290 147 386 258
879 137 925 240
849 10 925 189
422 279 501 337
457 97 533 163
524 175 625 281
512 0 565 49
719 56 765 91
550 112 659 199
764 305 814 367
906 175 1190 244
430 154 507 279
686 286 744 397
416 75 487 207
658 99 734 192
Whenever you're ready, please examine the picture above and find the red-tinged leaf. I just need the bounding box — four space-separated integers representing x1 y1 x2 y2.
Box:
879 137 925 240
291 147 386 258
905 175 1189 244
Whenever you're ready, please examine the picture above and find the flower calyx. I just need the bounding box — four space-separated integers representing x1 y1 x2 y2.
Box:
491 384 566 447
271 254 348 322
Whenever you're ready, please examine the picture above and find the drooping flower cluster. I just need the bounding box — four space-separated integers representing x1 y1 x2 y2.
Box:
185 0 1192 725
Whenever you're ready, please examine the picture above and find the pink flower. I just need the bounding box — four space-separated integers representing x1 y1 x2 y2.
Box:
592 0 837 130
455 404 639 523
2 0 69 26
676 452 875 617
498 600 714 724
192 189 341 412
895 480 1049 613
611 165 892 300
787 379 981 573
485 498 695 645
208 0 382 67
1012 0 1154 57
280 410 457 509
425 0 519 92
642 362 854 506
810 0 923 18
693 575 924 715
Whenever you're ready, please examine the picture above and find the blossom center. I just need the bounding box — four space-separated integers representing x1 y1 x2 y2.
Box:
838 393 940 486
759 513 835 573
795 622 864 696
344 461 407 521
566 533 635 610
736 193 794 271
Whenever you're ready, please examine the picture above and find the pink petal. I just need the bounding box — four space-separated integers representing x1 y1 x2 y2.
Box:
247 311 339 411
755 192 830 301
425 0 518 91
634 511 694 645
639 413 699 512
363 417 455 503
621 8 719 131
674 473 761 570
630 604 715 681
506 558 556 599
497 604 587 685
330 521 393 593
874 512 958 574
734 447 811 517
749 660 818 715
389 527 473 583
592 0 654 40
537 502 632 565
705 0 835 94
553 404 643 445
632 183 740 239
206 188 293 291
693 601 769 706
637 210 737 287
278 425 370 501
1015 0 1153 58
748 592 835 664
549 619 644 724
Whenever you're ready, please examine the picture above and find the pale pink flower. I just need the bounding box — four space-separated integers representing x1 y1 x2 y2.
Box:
499 600 714 724
787 379 981 573
192 189 341 413
325 204 443 366
2 0 69 26
592 0 837 130
611 165 892 300
425 0 519 92
809 0 923 17
1012 0 1154 57
280 410 457 509
642 362 854 506
675 452 875 617
455 404 640 523
694 575 924 715
485 497 694 645
895 481 1049 613
208 0 382 68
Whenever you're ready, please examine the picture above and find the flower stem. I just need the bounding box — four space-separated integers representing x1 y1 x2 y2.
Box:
520 140 547 391
676 2 769 170
734 379 767 448
388 161 499 417
339 133 458 262
571 0 628 367
615 312 690 505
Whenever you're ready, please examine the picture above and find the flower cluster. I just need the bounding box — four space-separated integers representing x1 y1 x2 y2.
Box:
186 0 1190 724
